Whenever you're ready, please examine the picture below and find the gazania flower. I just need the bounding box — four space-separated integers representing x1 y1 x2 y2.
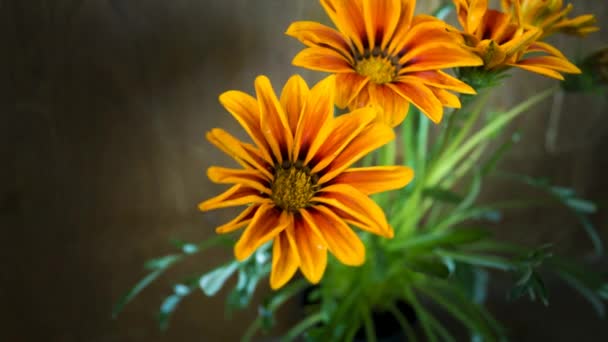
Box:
454 0 581 80
501 0 599 38
286 0 483 125
199 75 413 289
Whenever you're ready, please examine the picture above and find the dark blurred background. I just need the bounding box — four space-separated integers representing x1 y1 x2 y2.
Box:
1 1 606 341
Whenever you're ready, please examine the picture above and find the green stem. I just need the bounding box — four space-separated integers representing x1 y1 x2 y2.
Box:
242 319 261 342
388 303 418 342
362 307 378 342
403 286 438 342
284 312 326 342
427 86 557 186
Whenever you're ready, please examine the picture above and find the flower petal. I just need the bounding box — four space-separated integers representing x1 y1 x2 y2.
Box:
218 90 273 164
525 41 566 58
367 83 410 127
310 106 377 174
362 0 401 50
270 226 300 290
294 75 336 162
293 215 328 284
430 87 462 109
301 206 365 266
207 166 270 194
399 43 483 73
235 204 289 261
386 0 416 54
198 184 267 211
517 56 581 74
509 63 565 80
280 74 309 134
335 72 369 109
321 0 366 54
292 47 354 73
408 70 476 94
391 19 463 58
215 204 259 234
314 184 394 238
285 21 353 64
388 78 444 123
331 165 414 195
206 128 272 179
318 119 395 183
255 75 294 163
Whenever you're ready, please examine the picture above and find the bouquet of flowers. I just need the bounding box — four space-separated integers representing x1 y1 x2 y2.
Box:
114 0 606 340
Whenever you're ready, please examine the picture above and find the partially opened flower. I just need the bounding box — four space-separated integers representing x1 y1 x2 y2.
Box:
199 75 413 289
454 0 581 80
286 0 483 125
501 0 599 38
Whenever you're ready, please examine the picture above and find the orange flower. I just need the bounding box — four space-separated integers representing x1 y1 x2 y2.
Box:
454 0 581 80
286 0 483 125
199 75 414 289
501 0 599 38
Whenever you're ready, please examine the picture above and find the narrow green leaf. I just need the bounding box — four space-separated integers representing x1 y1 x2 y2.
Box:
284 312 327 342
389 227 491 252
388 303 419 342
407 257 451 279
158 294 182 331
199 261 239 296
567 198 597 214
423 187 463 204
433 2 454 20
480 132 519 177
428 87 556 185
455 168 482 211
435 250 514 271
558 271 606 317
112 268 165 318
144 254 182 271
403 286 438 342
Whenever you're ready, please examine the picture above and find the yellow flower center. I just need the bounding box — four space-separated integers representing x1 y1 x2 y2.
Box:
271 161 318 211
355 55 397 84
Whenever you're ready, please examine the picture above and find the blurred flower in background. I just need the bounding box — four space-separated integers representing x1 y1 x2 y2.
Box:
453 0 581 80
501 0 599 37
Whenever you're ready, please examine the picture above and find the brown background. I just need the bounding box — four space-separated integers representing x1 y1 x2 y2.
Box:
1 1 607 341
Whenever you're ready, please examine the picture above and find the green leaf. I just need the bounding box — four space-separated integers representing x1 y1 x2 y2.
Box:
499 172 603 256
389 227 491 252
435 250 514 271
158 283 193 330
226 258 270 313
112 268 165 318
407 256 451 279
549 259 607 317
455 168 482 212
416 279 504 339
158 294 182 330
433 2 454 20
480 132 520 177
199 261 239 296
509 271 549 306
566 198 597 214
144 254 182 270
454 263 489 304
428 87 556 186
423 187 463 204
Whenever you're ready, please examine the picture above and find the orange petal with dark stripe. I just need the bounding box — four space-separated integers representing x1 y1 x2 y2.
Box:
270 226 300 290
331 165 414 195
293 215 328 284
235 204 289 261
301 206 365 266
